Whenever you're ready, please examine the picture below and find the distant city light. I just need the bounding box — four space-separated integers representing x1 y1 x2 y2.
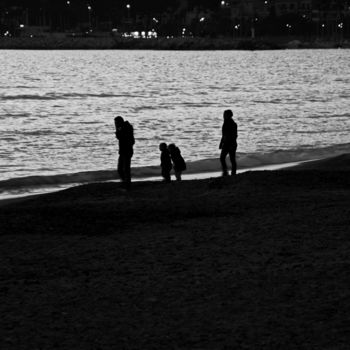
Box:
322 24 325 28
87 5 92 11
338 22 343 29
66 1 70 5
123 30 157 39
152 18 159 23
19 24 24 28
199 17 205 22
126 4 131 9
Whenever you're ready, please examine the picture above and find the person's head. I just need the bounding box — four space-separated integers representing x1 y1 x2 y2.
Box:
114 116 124 128
159 142 167 151
223 109 233 121
168 143 176 152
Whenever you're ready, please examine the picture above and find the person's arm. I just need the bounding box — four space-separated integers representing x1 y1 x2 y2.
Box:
130 125 135 145
234 122 237 140
220 123 228 147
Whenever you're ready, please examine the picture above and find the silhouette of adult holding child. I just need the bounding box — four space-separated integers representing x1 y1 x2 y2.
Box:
219 109 237 176
114 116 135 188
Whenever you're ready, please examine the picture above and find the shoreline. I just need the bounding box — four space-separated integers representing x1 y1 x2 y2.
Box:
0 158 318 203
1 36 349 50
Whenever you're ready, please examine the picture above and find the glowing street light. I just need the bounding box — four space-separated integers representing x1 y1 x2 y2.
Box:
87 5 92 28
126 4 131 20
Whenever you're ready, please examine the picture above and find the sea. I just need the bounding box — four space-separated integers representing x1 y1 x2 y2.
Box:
1 49 349 198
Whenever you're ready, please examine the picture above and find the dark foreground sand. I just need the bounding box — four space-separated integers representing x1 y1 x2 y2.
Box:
1 155 350 349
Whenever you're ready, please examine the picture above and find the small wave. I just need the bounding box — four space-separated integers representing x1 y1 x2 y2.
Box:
0 113 30 118
0 170 118 190
0 92 135 101
236 143 350 168
0 94 58 101
60 92 133 99
0 86 39 90
20 130 55 136
133 106 158 112
252 99 283 104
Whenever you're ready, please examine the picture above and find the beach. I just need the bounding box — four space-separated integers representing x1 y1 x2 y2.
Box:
1 154 349 349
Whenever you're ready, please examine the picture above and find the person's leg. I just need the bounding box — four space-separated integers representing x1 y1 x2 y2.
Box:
229 144 237 175
162 168 171 182
124 154 132 185
175 171 181 181
118 154 125 181
220 149 229 176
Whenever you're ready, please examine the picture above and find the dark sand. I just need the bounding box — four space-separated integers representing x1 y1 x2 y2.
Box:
1 154 349 349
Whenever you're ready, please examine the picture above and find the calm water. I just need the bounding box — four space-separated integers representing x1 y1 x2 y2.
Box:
1 49 350 195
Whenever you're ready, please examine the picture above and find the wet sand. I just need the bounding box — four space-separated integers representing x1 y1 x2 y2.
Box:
1 154 349 349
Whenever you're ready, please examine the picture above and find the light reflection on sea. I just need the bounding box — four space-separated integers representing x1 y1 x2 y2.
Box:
0 49 350 181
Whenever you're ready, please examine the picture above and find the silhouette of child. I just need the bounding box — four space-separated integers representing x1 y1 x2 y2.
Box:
159 143 172 182
168 143 186 181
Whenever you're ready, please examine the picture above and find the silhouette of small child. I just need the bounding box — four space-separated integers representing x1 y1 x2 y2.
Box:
159 143 172 182
168 143 186 181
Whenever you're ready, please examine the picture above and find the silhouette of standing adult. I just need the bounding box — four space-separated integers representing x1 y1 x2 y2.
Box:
114 116 135 187
219 109 237 176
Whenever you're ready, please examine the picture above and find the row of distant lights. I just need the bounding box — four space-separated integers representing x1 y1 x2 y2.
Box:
220 0 269 6
2 20 346 37
233 22 345 30
119 29 158 39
